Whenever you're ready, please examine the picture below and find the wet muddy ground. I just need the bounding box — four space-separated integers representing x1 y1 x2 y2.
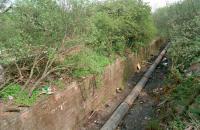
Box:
118 57 169 130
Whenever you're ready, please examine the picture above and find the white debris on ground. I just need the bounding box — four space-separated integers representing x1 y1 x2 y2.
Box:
8 95 14 100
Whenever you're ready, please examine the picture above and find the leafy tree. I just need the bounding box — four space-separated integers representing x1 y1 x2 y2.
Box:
154 0 200 69
0 0 156 97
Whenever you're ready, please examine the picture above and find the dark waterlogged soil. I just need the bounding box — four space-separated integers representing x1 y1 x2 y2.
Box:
118 57 170 130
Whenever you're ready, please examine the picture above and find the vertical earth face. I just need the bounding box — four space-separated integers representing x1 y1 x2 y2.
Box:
0 65 4 84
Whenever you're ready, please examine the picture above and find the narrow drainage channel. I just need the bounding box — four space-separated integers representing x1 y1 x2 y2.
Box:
101 43 169 130
84 43 169 130
118 56 170 130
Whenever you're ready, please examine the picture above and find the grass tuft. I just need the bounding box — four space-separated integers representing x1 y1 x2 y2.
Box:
64 48 111 78
0 84 41 106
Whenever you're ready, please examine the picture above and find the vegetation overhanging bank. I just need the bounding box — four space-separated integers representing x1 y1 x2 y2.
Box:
0 0 156 105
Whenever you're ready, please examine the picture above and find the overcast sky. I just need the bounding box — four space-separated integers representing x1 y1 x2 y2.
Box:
143 0 181 11
1 0 181 13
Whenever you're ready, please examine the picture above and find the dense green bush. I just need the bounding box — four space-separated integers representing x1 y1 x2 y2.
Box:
0 0 156 104
87 0 156 55
0 0 66 63
154 0 200 69
154 0 200 129
0 0 156 79
0 0 156 64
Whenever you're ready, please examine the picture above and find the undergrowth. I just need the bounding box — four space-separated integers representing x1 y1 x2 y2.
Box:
154 0 200 129
64 48 111 78
157 72 200 129
0 84 41 106
0 0 156 105
171 76 200 107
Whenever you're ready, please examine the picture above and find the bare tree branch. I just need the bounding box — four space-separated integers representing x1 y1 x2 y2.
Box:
22 54 45 90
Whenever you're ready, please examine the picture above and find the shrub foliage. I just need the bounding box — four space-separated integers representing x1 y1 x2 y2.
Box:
154 0 200 129
0 0 156 105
